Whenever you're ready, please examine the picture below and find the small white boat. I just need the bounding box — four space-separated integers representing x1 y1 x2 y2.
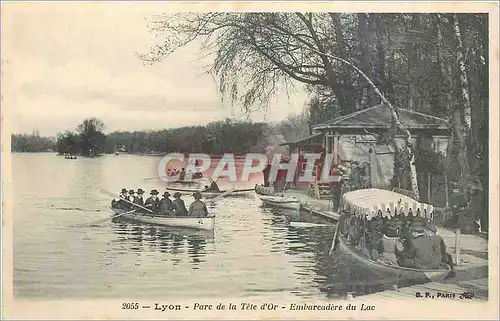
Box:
259 195 301 210
113 209 215 230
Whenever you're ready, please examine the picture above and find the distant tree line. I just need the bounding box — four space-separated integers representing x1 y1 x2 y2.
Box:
104 117 306 155
11 130 56 152
11 115 310 156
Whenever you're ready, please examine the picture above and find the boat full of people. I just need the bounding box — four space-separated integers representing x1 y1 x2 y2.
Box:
110 188 214 230
332 188 454 283
165 168 204 184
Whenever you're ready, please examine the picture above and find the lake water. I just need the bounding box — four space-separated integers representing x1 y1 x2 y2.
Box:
12 153 381 300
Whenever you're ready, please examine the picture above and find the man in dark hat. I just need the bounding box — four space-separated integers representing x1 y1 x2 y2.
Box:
397 220 442 269
128 189 136 203
145 189 160 213
172 192 188 216
133 188 145 207
112 188 129 209
188 191 209 218
158 191 173 215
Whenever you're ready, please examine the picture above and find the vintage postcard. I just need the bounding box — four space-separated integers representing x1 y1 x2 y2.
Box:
2 1 499 320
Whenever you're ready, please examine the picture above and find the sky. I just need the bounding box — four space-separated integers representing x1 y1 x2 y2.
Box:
3 3 309 137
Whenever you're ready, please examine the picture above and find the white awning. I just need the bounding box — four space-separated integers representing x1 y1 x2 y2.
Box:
342 188 434 219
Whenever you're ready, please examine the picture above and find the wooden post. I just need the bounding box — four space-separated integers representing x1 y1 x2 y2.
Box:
455 228 461 265
427 172 432 203
332 134 339 166
442 159 450 225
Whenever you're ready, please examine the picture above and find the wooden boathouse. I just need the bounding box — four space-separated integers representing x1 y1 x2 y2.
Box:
279 104 450 214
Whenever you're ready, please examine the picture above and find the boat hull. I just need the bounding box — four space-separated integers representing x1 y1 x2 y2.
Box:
112 209 215 230
336 228 451 283
259 195 301 210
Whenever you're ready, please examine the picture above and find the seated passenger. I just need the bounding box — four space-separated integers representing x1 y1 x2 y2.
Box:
379 221 405 265
188 192 209 217
397 221 443 270
172 192 188 216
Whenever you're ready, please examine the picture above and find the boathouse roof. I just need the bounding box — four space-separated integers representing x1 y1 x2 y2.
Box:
311 104 450 135
279 133 323 147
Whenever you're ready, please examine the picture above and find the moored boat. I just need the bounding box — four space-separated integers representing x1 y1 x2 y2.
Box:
166 187 254 198
112 208 215 230
259 195 301 210
333 188 452 283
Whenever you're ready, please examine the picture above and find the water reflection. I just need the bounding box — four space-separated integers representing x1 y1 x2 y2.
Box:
260 206 398 298
109 220 214 269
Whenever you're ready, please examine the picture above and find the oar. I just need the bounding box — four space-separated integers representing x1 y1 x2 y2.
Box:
206 188 236 202
142 176 160 181
73 209 136 227
100 189 155 214
329 225 340 255
289 221 335 228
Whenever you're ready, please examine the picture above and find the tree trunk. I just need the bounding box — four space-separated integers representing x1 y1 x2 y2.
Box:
452 14 478 233
435 14 454 117
374 15 387 92
357 13 374 108
331 13 355 115
406 14 422 112
386 23 397 106
454 14 472 130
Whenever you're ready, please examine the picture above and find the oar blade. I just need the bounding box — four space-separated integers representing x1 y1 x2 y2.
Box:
289 221 333 228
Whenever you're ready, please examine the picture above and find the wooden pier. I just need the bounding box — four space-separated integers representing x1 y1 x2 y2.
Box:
286 189 340 221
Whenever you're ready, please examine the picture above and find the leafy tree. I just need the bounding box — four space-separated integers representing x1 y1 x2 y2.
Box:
76 118 106 157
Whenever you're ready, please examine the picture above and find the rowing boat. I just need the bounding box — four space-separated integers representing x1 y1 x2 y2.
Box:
333 189 452 283
112 208 215 230
166 187 254 198
259 195 301 210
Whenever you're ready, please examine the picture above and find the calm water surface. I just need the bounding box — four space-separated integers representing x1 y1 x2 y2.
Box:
13 153 380 299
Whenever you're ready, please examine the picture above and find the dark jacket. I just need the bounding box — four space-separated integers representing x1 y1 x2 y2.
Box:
159 197 173 214
112 196 129 210
144 196 160 213
172 198 188 216
188 200 208 217
400 234 442 269
133 195 144 206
